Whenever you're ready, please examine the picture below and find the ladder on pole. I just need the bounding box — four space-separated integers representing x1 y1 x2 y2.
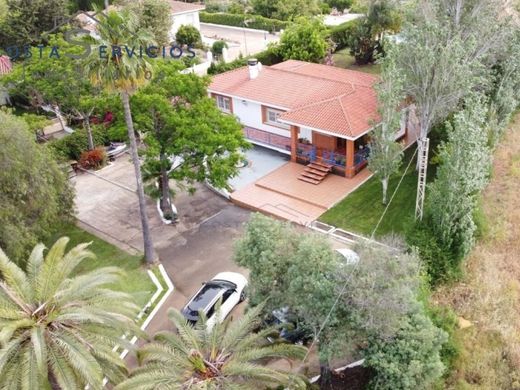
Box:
415 137 430 221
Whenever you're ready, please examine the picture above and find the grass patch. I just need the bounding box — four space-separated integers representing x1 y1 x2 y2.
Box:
332 48 381 75
320 147 431 237
47 223 157 308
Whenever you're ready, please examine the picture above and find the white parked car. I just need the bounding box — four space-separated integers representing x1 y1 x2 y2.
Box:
181 272 248 330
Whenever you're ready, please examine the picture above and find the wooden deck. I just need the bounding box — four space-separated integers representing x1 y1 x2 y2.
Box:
230 163 372 225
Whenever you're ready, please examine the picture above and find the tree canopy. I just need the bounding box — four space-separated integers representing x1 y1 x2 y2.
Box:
132 62 249 220
251 0 322 21
277 17 330 63
234 214 440 386
0 111 74 263
117 304 307 389
0 237 141 388
0 0 70 47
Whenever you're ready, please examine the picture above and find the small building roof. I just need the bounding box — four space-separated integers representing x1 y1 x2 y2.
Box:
209 60 380 139
169 0 205 15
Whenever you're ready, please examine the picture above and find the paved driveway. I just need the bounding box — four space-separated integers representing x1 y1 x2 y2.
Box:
74 157 251 335
201 23 279 61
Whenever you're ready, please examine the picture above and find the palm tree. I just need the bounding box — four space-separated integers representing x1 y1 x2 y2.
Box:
0 237 141 389
116 304 308 390
85 8 156 263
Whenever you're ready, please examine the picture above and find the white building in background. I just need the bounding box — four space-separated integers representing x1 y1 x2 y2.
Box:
75 1 206 40
169 0 205 36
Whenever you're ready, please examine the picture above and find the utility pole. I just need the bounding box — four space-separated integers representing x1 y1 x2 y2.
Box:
415 137 430 220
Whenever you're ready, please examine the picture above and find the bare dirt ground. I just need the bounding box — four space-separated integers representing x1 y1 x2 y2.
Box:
435 114 520 389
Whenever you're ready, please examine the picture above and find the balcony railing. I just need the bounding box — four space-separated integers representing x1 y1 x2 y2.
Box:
297 144 369 171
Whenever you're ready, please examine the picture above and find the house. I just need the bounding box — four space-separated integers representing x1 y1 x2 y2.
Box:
209 59 411 181
169 0 205 36
75 1 206 40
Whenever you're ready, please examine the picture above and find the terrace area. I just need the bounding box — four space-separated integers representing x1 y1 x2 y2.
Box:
230 162 372 225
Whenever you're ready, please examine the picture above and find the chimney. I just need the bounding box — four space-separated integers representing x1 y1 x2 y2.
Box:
248 58 260 80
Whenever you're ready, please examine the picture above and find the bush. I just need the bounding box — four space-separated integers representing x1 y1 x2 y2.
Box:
278 17 329 63
426 305 461 373
348 18 379 64
106 123 128 143
79 147 107 170
329 19 357 50
49 126 108 161
326 0 353 11
364 312 448 390
211 40 228 57
199 11 289 33
406 221 459 286
0 111 74 263
207 47 283 75
175 25 202 47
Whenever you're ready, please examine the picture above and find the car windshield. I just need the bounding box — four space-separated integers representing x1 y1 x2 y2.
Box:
183 281 234 320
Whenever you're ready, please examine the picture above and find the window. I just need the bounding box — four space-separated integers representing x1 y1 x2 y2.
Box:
265 107 289 129
222 289 234 304
216 95 231 113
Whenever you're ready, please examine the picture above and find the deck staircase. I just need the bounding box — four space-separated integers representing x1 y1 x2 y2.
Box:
298 161 333 185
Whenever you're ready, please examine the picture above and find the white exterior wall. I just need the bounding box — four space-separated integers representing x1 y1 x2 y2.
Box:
231 98 291 138
170 11 201 37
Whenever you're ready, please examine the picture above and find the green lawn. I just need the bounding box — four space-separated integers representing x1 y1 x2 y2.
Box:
333 48 382 75
320 146 437 237
47 224 157 308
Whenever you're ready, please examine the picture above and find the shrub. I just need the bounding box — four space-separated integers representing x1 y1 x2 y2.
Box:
20 113 52 133
364 312 448 390
175 25 202 47
0 111 74 263
326 0 353 11
211 40 228 57
406 221 459 286
199 11 289 32
207 47 283 75
49 126 108 161
79 147 107 170
329 19 357 50
348 18 379 64
426 305 461 372
106 122 129 143
278 17 329 63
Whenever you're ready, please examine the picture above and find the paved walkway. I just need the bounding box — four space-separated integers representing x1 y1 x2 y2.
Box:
230 162 372 225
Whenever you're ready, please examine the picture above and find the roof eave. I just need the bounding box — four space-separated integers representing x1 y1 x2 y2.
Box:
278 118 377 141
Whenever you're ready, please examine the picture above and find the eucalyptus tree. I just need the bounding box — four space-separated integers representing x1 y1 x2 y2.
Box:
369 44 405 205
117 304 307 389
0 237 141 389
85 8 156 262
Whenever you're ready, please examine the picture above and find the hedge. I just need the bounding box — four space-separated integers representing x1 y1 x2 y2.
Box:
329 19 359 50
208 47 283 75
200 12 289 33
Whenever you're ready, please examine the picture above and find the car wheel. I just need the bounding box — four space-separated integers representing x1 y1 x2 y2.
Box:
239 290 246 302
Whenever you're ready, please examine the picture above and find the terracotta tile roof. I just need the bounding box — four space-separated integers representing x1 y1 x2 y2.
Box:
169 0 205 14
209 60 380 139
